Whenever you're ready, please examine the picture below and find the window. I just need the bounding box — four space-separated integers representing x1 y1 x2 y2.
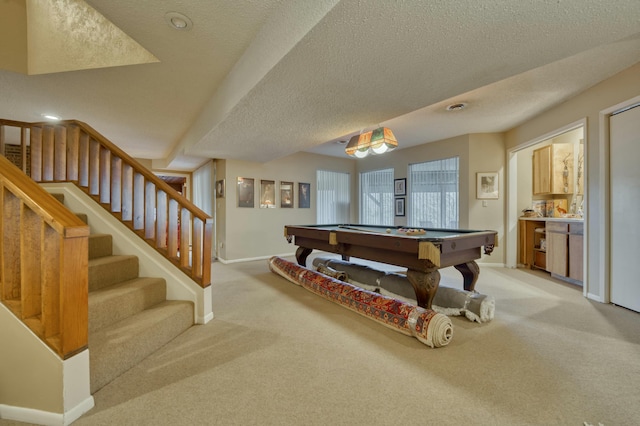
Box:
316 170 350 224
408 157 459 228
359 168 394 225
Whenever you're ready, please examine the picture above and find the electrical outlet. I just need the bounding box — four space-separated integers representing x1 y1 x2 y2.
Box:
482 200 488 207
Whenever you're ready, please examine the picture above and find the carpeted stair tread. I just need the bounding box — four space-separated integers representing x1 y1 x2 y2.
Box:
89 255 139 291
89 300 194 393
89 233 113 259
88 277 167 333
75 212 88 224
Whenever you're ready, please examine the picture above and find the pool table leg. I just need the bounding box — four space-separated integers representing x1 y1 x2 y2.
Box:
295 246 313 267
406 269 440 310
454 261 480 292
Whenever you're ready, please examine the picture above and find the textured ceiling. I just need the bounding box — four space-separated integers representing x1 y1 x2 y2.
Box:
0 0 639 169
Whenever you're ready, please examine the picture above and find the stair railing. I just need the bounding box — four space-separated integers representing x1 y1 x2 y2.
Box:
0 155 90 359
0 119 212 288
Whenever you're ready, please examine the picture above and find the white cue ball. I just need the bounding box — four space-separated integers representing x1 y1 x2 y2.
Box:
386 228 391 233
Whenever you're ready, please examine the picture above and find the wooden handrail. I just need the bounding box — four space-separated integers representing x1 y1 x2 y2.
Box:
0 155 89 359
0 118 212 288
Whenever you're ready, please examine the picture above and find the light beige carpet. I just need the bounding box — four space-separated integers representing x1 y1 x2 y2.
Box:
4 253 640 425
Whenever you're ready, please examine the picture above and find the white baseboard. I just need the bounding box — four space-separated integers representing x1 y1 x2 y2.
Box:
217 252 295 264
586 292 605 303
0 396 93 426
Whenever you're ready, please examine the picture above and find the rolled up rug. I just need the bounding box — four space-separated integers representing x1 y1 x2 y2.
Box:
312 257 383 292
312 257 494 323
378 273 495 324
270 256 453 348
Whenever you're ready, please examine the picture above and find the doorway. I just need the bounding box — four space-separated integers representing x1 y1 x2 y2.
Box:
609 103 640 312
506 121 587 291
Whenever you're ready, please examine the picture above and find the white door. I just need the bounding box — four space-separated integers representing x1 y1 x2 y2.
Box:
610 104 640 312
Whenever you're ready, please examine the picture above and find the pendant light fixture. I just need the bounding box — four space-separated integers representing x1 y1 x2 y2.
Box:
345 126 398 158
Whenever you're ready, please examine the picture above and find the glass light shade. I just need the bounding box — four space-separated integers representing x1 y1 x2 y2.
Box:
369 127 398 154
345 131 373 158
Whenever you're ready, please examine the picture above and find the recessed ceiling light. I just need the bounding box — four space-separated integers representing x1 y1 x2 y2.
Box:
336 140 348 145
165 12 193 31
446 103 467 111
41 114 60 121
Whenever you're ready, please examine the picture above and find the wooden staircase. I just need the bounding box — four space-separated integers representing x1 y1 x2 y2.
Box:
0 118 213 423
57 196 194 393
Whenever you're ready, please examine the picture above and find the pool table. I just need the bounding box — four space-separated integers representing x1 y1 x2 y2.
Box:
284 224 497 309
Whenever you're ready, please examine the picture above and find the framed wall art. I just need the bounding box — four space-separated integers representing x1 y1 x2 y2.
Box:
298 182 310 208
280 181 294 208
260 179 276 208
237 177 255 207
215 179 225 198
394 178 406 196
477 172 499 199
395 197 406 217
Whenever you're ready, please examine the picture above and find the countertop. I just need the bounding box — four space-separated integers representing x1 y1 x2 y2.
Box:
519 216 583 222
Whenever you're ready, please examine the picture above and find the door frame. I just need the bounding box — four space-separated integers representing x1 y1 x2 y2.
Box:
505 119 587 295
599 95 640 303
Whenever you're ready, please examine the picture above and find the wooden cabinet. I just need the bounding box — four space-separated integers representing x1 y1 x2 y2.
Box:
519 219 546 269
532 144 574 195
568 223 584 281
546 222 568 276
546 221 583 285
519 219 583 285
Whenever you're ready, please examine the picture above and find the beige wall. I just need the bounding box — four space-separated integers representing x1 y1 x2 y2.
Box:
506 62 640 300
0 0 27 74
217 152 356 261
357 133 505 264
0 304 63 413
216 133 505 265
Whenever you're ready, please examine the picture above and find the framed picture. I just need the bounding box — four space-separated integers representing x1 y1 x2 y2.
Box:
237 177 255 208
215 179 225 198
280 181 294 208
298 182 311 208
260 179 276 208
394 178 406 196
395 197 406 217
477 172 499 199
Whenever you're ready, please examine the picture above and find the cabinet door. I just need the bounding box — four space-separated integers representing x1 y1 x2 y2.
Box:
569 234 583 281
551 143 574 194
547 231 567 277
533 145 551 195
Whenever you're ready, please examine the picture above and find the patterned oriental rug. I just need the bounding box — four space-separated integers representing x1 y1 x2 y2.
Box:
268 256 453 348
312 258 495 324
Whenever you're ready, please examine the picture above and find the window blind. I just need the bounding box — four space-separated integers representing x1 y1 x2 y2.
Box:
316 170 350 224
359 168 394 225
408 157 459 228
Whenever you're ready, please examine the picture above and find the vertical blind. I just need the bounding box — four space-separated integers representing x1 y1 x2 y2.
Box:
192 160 213 215
408 157 459 228
316 170 350 224
359 168 394 225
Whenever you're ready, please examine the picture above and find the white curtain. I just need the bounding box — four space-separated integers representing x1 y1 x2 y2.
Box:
359 168 394 225
409 157 459 228
192 160 213 216
316 170 350 224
